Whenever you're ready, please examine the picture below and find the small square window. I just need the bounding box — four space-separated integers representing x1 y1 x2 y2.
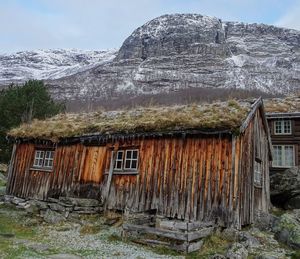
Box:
111 149 139 171
33 150 54 170
274 120 291 135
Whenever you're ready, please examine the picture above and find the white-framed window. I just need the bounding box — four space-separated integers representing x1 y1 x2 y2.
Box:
33 150 45 167
124 150 138 170
254 160 262 186
274 120 292 135
112 149 139 171
272 145 295 167
114 150 124 170
33 150 55 170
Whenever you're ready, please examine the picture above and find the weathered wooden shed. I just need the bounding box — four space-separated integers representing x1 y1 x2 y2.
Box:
6 98 271 229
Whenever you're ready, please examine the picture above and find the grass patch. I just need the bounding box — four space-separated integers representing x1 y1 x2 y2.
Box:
107 233 122 242
187 233 230 258
79 224 101 235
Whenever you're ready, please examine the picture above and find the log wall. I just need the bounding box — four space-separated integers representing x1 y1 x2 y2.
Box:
6 109 270 228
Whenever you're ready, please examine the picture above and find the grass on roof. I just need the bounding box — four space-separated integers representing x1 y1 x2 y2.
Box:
8 100 251 142
264 96 300 113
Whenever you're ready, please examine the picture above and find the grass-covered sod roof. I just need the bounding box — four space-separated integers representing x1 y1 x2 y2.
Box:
9 100 253 142
264 96 300 113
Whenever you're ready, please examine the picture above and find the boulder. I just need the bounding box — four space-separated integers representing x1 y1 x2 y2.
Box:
270 167 300 209
43 209 65 224
272 210 300 249
226 243 248 259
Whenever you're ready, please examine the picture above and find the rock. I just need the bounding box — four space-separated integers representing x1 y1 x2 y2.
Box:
43 209 65 224
285 195 300 209
239 231 261 249
48 203 66 212
59 197 100 207
11 197 26 205
221 228 239 241
273 210 300 249
48 254 82 259
226 243 248 259
255 252 282 259
270 167 300 209
33 200 49 210
254 211 279 231
3 195 14 203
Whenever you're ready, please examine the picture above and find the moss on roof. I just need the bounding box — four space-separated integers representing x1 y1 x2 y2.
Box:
264 96 300 113
8 100 253 142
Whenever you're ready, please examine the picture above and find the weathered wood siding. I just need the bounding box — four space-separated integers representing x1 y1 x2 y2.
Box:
239 108 270 226
6 108 270 228
6 144 107 200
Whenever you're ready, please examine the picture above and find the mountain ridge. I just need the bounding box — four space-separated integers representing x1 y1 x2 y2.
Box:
1 13 299 107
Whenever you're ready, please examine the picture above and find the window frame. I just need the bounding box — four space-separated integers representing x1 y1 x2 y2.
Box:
111 149 139 174
272 145 295 168
32 149 55 171
273 119 292 135
254 159 262 187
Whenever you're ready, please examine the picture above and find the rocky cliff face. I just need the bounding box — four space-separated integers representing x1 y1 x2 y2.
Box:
2 14 300 104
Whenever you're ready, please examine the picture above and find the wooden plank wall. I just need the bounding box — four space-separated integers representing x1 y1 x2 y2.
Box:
6 109 270 228
104 134 246 227
239 108 270 226
6 144 107 200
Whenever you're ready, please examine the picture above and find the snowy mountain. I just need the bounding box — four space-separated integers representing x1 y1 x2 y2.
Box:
1 14 300 106
0 49 117 84
47 14 300 103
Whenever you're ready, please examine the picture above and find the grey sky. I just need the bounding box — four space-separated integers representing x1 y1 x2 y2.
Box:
1 0 299 53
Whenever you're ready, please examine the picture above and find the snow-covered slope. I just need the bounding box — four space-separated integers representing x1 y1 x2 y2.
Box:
0 49 117 84
48 14 300 102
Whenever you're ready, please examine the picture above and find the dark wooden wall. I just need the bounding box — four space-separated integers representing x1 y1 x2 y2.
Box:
267 117 300 173
6 109 270 229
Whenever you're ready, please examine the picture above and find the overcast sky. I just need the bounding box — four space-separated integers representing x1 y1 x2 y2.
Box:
1 0 300 54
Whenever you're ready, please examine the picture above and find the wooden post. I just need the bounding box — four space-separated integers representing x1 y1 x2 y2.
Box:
103 144 119 210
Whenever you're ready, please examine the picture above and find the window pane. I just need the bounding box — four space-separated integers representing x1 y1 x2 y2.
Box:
132 150 138 159
125 160 131 169
116 161 122 169
117 151 123 159
126 150 132 159
275 121 282 134
284 146 294 167
33 150 44 167
131 160 137 169
284 120 291 134
273 146 282 167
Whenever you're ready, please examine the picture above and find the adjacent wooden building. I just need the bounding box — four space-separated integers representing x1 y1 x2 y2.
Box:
6 98 272 229
265 96 300 174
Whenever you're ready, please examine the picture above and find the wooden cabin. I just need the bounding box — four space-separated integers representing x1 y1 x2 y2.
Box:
6 98 272 229
265 96 300 174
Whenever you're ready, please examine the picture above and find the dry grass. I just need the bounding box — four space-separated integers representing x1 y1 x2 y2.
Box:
9 100 252 142
264 96 300 113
